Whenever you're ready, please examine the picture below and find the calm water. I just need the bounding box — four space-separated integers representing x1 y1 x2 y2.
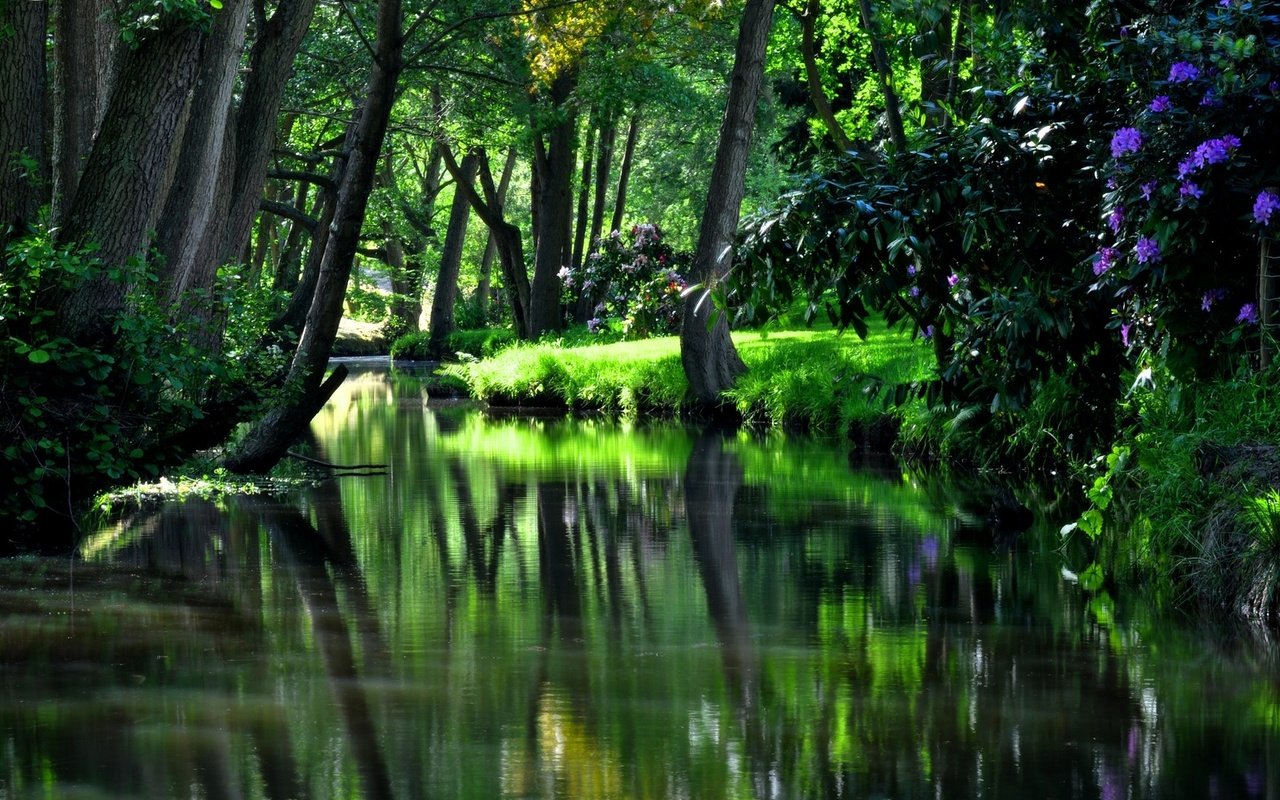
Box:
1 364 1276 799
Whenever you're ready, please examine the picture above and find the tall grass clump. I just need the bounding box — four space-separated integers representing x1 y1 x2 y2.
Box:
1081 362 1280 621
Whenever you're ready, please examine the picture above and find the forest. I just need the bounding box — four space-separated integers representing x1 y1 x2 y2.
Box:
2 0 1279 617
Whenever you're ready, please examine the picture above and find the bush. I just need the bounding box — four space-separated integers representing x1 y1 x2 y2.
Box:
390 328 516 361
561 223 690 338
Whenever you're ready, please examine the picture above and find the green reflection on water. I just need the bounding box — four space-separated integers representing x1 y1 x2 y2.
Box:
0 364 1275 799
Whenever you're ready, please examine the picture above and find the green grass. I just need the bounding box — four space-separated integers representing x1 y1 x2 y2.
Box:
444 322 935 435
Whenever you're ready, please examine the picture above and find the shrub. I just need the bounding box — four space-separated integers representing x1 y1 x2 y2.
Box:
561 223 690 338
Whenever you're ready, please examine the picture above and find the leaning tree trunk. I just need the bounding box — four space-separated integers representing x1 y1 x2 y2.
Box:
226 0 404 474
426 151 478 358
475 146 517 321
588 110 617 249
56 19 206 346
680 0 775 406
441 143 531 338
571 119 597 275
797 0 852 152
0 0 48 242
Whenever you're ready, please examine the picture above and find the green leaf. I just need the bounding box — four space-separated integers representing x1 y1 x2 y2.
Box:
27 349 51 364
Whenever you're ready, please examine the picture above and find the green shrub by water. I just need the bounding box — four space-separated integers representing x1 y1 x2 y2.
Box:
390 328 516 361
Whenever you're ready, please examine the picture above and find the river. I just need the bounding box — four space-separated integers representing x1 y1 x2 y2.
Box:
1 362 1275 799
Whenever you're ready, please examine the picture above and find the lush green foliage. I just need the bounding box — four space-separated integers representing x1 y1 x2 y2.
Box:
0 230 281 530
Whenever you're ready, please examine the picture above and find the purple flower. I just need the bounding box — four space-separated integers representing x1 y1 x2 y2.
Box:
907 264 917 276
1237 303 1259 325
1178 135 1241 178
1107 206 1125 233
909 286 921 298
1149 95 1172 113
948 273 960 288
1111 127 1143 158
1179 181 1203 200
558 265 573 287
1121 323 1134 347
1136 236 1161 264
923 325 935 340
1106 176 1119 190
1141 181 1158 201
1169 61 1200 83
1202 288 1227 311
1093 246 1120 276
587 317 603 333
1201 90 1222 107
1254 190 1280 225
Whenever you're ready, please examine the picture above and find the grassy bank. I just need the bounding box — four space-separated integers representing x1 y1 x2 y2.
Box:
443 323 934 438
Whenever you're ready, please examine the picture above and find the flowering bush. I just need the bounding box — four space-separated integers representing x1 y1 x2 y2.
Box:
560 223 690 339
1096 1 1280 373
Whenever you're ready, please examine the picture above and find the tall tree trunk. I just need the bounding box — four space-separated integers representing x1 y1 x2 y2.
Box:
797 0 852 152
154 0 252 304
441 143 531 338
226 0 404 474
426 151 478 358
571 118 596 274
51 0 110 230
857 0 908 150
475 146 517 322
680 0 775 405
273 179 314 294
609 113 641 236
588 111 616 251
56 20 205 345
0 0 48 241
529 71 578 338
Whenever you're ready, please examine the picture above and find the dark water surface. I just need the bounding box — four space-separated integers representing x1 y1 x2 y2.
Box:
2 364 1277 799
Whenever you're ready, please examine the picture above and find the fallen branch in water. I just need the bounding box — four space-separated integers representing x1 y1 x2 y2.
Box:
286 451 388 471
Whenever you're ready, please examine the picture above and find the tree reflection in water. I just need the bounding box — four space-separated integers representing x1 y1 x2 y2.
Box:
0 378 1275 799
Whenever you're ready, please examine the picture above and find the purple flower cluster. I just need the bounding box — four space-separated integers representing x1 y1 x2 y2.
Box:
1110 127 1143 158
1093 247 1120 276
1136 236 1161 264
1140 181 1158 201
1176 134 1241 178
1254 190 1280 225
1179 181 1203 200
1237 303 1259 325
1168 61 1200 83
1148 95 1172 113
1202 288 1227 311
1107 206 1125 233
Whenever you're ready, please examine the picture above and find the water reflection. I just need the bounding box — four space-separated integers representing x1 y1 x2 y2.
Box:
0 366 1275 799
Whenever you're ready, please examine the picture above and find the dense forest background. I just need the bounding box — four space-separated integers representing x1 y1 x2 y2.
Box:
3 0 1278 553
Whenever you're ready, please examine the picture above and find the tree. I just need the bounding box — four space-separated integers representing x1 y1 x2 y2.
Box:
680 0 776 405
227 0 405 474
0 0 47 242
426 150 479 357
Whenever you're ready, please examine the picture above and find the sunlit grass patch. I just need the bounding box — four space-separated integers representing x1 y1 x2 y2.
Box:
444 322 935 438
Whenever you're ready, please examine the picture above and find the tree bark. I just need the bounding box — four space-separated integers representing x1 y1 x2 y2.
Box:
609 113 641 236
857 0 908 150
0 0 48 241
426 151 478 358
442 143 531 338
475 145 517 321
529 70 578 338
588 111 616 251
226 0 404 474
51 0 110 230
680 0 775 405
571 118 596 274
56 20 206 345
154 0 252 304
797 0 852 152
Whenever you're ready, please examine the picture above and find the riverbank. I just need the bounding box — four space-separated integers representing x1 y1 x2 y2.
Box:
441 325 935 446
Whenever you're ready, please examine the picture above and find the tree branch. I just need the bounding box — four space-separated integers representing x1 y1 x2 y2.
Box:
267 169 338 193
259 199 318 233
